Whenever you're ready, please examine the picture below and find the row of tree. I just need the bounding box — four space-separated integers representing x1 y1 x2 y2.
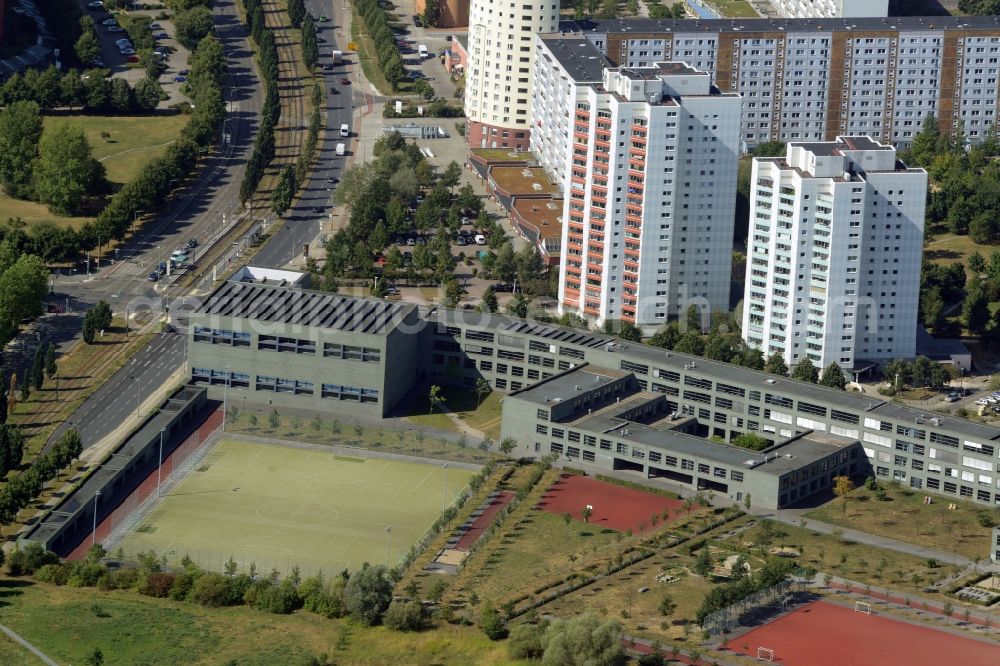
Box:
301 13 319 72
238 0 281 205
0 428 82 524
272 84 322 216
0 65 163 114
0 425 25 481
355 0 407 89
175 6 217 50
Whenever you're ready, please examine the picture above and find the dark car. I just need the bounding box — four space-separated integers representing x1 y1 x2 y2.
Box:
323 63 334 71
327 176 338 184
340 77 350 85
174 75 187 83
313 207 325 213
164 323 177 333
493 283 512 293
148 271 159 281
330 86 339 93
412 15 422 26
456 236 467 246
187 238 198 248
403 251 413 265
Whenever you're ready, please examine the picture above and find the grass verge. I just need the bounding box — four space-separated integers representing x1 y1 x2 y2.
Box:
406 390 503 440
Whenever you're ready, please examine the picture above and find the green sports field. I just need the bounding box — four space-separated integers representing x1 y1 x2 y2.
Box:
117 438 474 576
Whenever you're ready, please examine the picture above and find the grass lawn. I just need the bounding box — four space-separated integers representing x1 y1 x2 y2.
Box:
0 114 187 230
406 389 504 440
804 482 999 561
117 438 473 577
709 0 758 17
0 579 516 666
226 411 494 465
924 231 980 271
349 2 414 97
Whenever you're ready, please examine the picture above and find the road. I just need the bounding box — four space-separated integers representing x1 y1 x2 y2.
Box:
253 1 358 268
52 0 357 451
47 331 185 451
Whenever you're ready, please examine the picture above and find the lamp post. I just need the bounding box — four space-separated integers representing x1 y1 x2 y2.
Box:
92 490 102 546
385 526 391 569
158 427 165 497
442 463 448 510
223 365 231 431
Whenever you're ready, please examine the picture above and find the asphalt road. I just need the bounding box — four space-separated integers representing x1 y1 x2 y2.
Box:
252 1 356 268
46 332 185 451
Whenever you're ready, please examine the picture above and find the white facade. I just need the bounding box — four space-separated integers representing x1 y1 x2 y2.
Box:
771 0 887 18
465 0 559 143
742 138 927 371
555 64 742 329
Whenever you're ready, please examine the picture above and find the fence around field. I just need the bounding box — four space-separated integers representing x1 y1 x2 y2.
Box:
71 408 224 560
702 578 806 636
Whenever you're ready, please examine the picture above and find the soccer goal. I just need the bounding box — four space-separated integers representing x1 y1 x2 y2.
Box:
855 600 873 615
756 646 775 662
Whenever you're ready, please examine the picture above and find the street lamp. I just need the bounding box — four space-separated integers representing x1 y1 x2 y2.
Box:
385 526 391 569
92 490 102 546
442 463 448 510
158 427 166 498
223 365 231 431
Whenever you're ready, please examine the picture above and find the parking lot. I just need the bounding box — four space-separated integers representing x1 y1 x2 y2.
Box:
79 0 191 108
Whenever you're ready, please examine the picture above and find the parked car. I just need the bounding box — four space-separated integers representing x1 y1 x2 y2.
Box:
313 207 325 214
179 69 189 75
126 55 139 62
158 261 168 274
155 32 169 39
107 25 124 32
403 251 413 265
975 398 990 406
91 58 105 67
150 22 162 29
47 303 65 314
101 18 118 26
386 286 399 296
327 176 338 184
119 48 136 55
87 1 105 9
174 75 187 82
148 271 159 281
415 236 426 246
187 238 199 249
115 38 131 46
406 237 416 246
456 236 467 246
323 63 334 71
340 77 350 85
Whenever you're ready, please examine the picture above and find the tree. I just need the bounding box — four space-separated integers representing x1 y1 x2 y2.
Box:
764 353 788 376
344 565 393 625
648 322 680 349
791 358 819 383
34 124 104 215
657 594 677 617
133 77 163 112
383 599 424 631
604 320 642 342
540 612 622 666
428 384 444 413
32 343 44 391
508 622 545 660
86 648 104 666
921 286 946 332
422 0 440 27
474 377 492 407
673 332 704 356
272 165 297 216
963 282 990 335
685 304 704 333
75 28 101 67
732 433 769 451
268 409 281 429
969 250 986 274
0 101 43 199
499 437 517 459
108 77 133 113
480 287 498 313
820 363 847 390
287 0 306 27
175 6 215 50
0 255 49 342
909 113 942 167
479 603 506 640
82 311 96 344
833 475 854 515
301 14 319 71
441 160 462 191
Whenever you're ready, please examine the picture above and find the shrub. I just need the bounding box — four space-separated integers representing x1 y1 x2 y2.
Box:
8 543 59 576
344 565 393 625
169 572 194 600
34 563 69 585
383 600 425 631
68 561 108 588
480 603 507 640
506 622 544 660
140 572 176 597
190 573 231 607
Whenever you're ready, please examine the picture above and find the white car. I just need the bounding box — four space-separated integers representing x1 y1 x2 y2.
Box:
115 38 131 45
87 1 104 8
975 398 989 406
107 25 124 32
101 18 117 26
119 48 136 55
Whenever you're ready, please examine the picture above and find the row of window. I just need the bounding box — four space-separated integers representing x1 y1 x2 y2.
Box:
194 328 381 362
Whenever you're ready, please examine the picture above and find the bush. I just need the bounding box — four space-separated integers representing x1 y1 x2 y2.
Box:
169 572 194 600
140 572 176 597
8 543 59 576
344 565 393 625
506 622 544 660
68 560 108 588
383 600 425 631
252 579 302 614
190 573 231 607
480 603 506 640
34 563 70 585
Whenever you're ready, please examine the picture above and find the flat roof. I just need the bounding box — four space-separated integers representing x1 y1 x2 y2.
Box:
514 366 629 404
470 148 534 162
564 15 1000 34
195 281 414 335
539 34 609 82
512 197 563 242
453 33 468 50
915 326 970 359
430 307 1000 443
489 166 559 196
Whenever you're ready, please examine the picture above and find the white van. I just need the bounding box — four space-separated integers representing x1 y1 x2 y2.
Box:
336 143 345 156
418 44 428 58
340 123 349 137
474 234 486 245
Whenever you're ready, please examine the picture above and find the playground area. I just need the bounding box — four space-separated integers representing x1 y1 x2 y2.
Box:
116 438 474 576
536 474 686 534
723 599 1000 666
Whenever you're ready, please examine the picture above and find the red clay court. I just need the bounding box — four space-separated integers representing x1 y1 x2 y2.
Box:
723 599 1000 666
454 491 514 551
536 474 686 534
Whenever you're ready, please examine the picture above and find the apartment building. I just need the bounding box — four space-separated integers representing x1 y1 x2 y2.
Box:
742 137 927 371
188 279 1000 509
541 57 741 329
464 0 559 150
565 16 1000 148
771 0 887 19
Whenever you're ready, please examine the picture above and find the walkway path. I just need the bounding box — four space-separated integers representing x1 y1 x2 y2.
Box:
0 623 59 666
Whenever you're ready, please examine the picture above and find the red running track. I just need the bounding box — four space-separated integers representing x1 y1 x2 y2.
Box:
537 474 687 534
66 408 223 560
723 599 1000 666
454 491 514 551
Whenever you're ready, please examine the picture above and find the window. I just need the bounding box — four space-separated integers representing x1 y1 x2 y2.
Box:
323 343 381 362
194 327 252 347
321 384 379 402
537 409 550 421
